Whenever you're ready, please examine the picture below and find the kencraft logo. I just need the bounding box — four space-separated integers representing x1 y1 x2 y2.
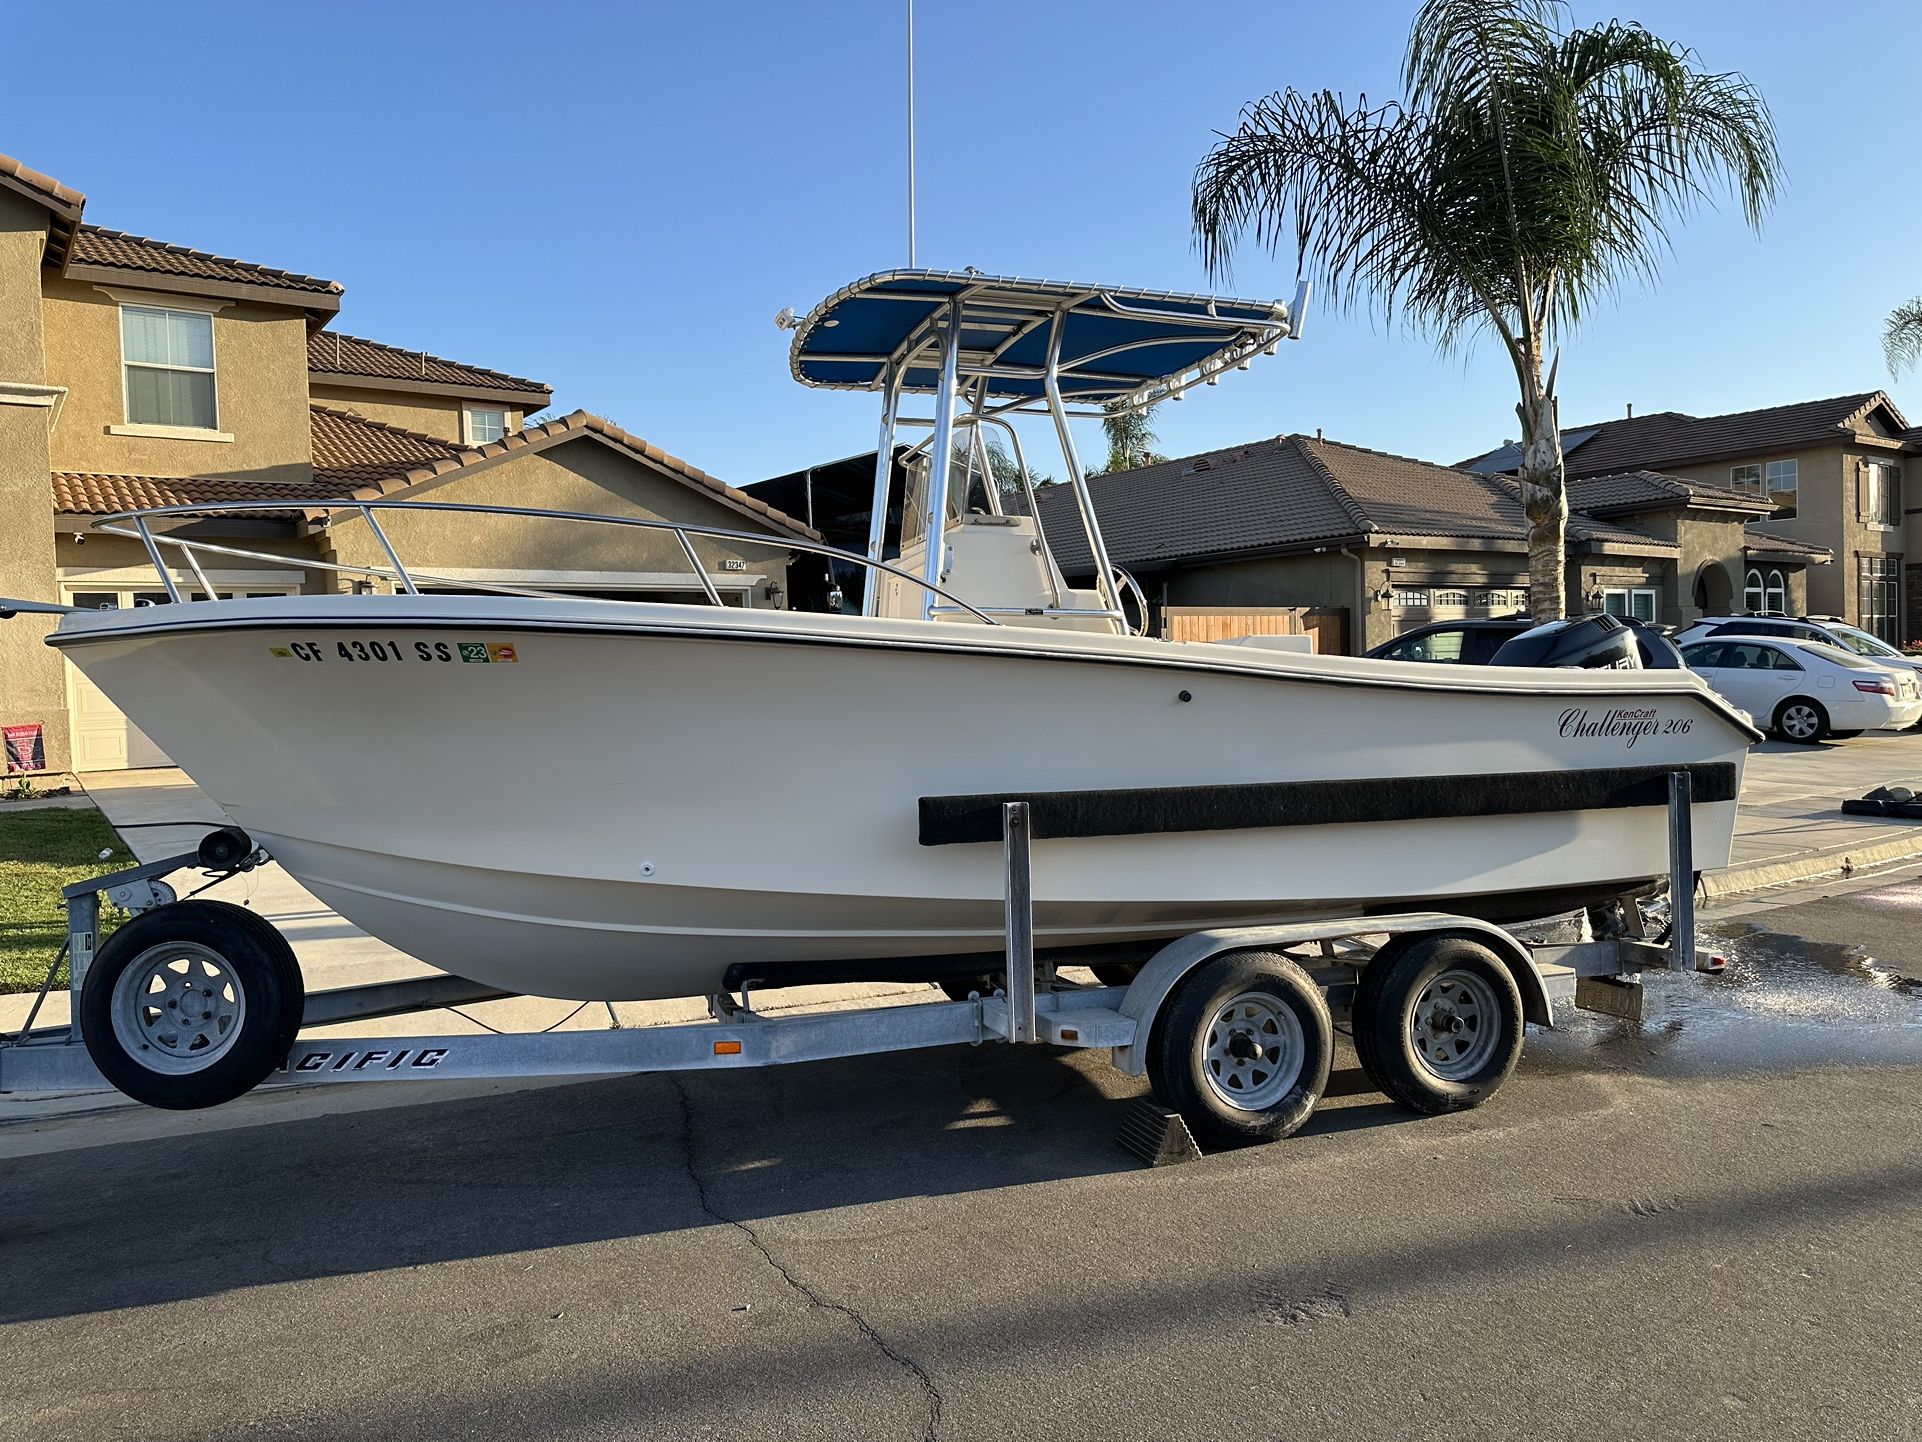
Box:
1558 706 1690 748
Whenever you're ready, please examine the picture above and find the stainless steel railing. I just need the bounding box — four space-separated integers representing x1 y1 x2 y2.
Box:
88 498 1003 624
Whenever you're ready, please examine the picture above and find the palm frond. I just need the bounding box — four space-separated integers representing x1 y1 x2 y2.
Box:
1885 297 1922 378
1192 0 1778 365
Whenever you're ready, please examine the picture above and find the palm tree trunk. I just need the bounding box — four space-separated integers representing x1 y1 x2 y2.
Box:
1515 357 1567 622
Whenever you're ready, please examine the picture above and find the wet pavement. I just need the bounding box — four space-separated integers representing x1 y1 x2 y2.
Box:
3 875 1921 1441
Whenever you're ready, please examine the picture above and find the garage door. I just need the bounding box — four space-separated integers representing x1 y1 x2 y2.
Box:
62 579 300 771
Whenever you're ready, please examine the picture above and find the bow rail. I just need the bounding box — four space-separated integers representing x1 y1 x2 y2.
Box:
78 498 1001 624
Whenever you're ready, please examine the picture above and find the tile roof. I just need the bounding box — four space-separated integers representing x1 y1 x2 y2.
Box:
0 151 85 267
308 331 551 398
1565 469 1773 516
310 404 466 490
1743 522 1832 560
1462 393 1911 478
68 224 342 299
1027 434 1671 573
312 405 820 540
53 471 324 518
58 408 820 546
0 151 84 215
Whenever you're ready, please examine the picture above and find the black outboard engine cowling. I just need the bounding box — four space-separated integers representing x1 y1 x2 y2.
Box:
1490 613 1643 670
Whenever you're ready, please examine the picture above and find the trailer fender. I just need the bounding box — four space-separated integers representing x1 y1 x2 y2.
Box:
1111 915 1555 1077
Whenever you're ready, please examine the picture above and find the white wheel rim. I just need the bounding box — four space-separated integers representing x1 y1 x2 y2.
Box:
109 942 247 1075
1202 990 1305 1111
1781 705 1819 739
1409 969 1501 1082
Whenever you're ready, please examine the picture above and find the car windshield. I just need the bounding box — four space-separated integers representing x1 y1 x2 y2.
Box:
1825 624 1904 660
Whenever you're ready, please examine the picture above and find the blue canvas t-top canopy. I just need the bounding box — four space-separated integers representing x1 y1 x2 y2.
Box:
788 269 1307 408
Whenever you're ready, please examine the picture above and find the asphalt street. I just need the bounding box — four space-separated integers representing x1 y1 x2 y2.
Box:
4 874 1922 1442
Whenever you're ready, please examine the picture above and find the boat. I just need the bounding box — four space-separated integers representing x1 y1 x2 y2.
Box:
33 271 1759 1002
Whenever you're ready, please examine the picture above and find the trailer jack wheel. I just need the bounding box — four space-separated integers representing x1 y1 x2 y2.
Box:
1147 950 1331 1149
1351 934 1523 1115
80 900 305 1110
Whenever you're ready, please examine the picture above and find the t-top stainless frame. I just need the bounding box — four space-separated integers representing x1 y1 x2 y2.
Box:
828 273 1311 623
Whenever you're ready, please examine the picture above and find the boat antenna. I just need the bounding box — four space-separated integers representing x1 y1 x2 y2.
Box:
906 0 917 266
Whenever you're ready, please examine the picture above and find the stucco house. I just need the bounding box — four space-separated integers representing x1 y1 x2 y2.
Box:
1021 433 1827 652
0 152 814 773
1463 392 1915 643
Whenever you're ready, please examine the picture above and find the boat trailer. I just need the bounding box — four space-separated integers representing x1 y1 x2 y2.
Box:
0 775 1722 1150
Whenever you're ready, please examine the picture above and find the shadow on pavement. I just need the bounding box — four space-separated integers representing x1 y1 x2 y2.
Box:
0 1039 1438 1326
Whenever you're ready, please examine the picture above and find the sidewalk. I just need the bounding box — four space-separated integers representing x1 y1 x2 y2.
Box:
9 736 1922 1035
1707 731 1922 898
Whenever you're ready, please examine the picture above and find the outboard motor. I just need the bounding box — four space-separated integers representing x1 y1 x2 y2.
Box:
1490 613 1643 670
1619 617 1685 670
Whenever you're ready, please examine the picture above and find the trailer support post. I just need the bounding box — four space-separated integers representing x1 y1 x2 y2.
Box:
1667 769 1695 972
1003 801 1036 1043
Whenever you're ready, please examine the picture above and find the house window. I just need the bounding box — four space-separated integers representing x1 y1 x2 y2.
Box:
1859 555 1900 644
1430 588 1469 608
1391 587 1430 607
1730 463 1762 495
122 305 217 429
1742 568 1786 615
1601 587 1658 623
1860 460 1902 527
462 406 507 445
1765 459 1797 518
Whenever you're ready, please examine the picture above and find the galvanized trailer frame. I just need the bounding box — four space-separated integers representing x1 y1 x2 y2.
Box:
0 776 1718 1113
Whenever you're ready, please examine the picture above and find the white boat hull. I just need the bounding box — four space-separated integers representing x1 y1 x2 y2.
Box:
52 597 1755 1001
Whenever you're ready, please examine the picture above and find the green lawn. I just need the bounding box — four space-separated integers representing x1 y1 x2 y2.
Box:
0 808 133 994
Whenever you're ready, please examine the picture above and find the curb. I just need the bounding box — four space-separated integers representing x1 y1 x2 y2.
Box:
1702 828 1922 904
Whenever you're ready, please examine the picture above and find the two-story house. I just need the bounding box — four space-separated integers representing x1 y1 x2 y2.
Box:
0 152 814 774
1463 392 1914 643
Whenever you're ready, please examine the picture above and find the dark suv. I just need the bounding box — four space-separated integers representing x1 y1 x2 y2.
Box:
1365 618 1532 664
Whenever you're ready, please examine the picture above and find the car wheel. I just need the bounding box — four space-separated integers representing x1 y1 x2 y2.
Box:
1773 697 1829 744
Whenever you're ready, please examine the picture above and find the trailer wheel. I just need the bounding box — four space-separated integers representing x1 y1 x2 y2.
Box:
1352 935 1523 1115
79 900 304 1111
1147 950 1331 1148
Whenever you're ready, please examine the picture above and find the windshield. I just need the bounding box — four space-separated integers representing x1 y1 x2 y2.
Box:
1825 623 1904 660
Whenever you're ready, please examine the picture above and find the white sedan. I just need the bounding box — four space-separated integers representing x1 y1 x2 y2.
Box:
1678 636 1922 743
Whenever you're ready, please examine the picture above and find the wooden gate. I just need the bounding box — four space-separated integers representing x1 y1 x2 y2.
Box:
1159 606 1349 654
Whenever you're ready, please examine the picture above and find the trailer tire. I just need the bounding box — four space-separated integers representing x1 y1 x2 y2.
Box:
1147 950 1331 1148
1352 934 1522 1115
79 900 304 1110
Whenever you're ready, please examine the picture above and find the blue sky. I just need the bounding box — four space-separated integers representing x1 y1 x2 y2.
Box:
8 0 1919 480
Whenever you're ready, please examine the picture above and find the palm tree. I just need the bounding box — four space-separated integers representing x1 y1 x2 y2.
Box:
1097 398 1163 476
1885 297 1922 378
1191 0 1778 619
